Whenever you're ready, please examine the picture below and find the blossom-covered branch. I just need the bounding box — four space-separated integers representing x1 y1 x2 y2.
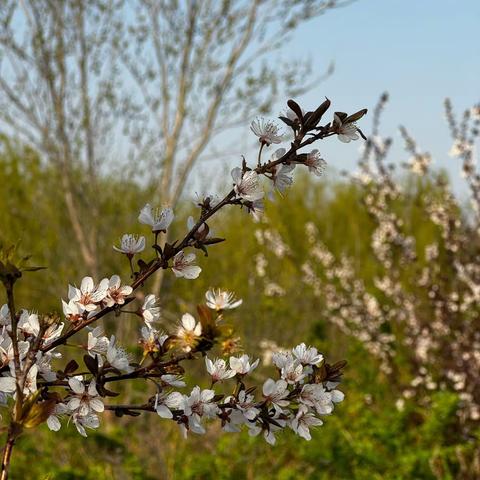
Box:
0 98 366 479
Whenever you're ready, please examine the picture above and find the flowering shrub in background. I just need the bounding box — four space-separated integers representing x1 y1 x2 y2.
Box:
251 96 480 474
0 99 366 478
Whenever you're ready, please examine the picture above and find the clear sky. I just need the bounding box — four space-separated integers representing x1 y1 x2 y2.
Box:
273 0 479 193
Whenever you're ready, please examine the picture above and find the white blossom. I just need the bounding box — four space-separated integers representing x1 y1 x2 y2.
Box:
304 150 326 176
231 168 264 202
229 354 259 375
138 204 174 232
262 378 289 412
172 251 201 279
205 357 236 383
67 378 104 416
155 391 185 419
161 374 186 388
68 277 108 313
141 294 161 326
334 113 359 143
176 313 202 352
290 405 323 440
205 289 242 311
106 336 132 372
272 163 295 193
250 118 284 145
47 403 69 432
102 275 133 307
72 412 100 437
62 299 83 323
292 343 324 365
0 304 10 327
113 234 145 255
87 326 109 356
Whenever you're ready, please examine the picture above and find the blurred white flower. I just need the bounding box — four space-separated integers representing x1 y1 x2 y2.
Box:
292 343 323 365
205 357 236 383
231 168 264 202
334 114 359 143
161 374 186 388
262 378 289 412
176 313 202 352
141 294 161 327
304 150 326 176
72 412 100 437
113 234 145 255
250 118 283 145
106 336 132 372
138 204 174 232
229 354 259 375
290 406 323 440
205 289 242 311
272 163 295 193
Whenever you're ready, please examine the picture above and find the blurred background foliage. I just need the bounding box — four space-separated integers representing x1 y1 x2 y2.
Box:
1 139 478 479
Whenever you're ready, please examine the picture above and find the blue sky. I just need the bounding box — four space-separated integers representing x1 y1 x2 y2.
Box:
273 0 479 193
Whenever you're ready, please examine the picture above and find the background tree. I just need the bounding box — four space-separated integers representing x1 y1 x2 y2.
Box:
0 0 347 280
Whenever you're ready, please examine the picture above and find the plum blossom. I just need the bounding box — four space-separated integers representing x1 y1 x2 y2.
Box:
68 277 108 313
290 406 323 440
281 361 306 385
139 326 168 354
172 251 201 279
102 275 133 307
292 343 323 365
87 326 109 356
155 391 184 419
205 289 242 311
299 384 344 414
231 168 264 202
334 113 359 143
229 354 259 375
138 204 174 232
47 403 69 432
176 313 202 352
250 118 283 145
141 294 161 326
272 163 295 193
0 365 38 396
182 386 219 435
113 234 145 255
304 150 326 176
72 412 100 437
67 378 104 416
228 390 259 421
0 304 10 327
0 334 29 366
17 311 39 336
262 378 289 412
247 198 264 222
106 336 132 372
205 357 236 383
161 374 186 388
272 351 295 369
62 299 83 323
35 351 59 382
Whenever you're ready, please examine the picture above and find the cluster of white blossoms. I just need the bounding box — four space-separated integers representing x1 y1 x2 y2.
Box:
62 274 133 321
0 101 357 458
0 307 62 400
153 342 344 444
